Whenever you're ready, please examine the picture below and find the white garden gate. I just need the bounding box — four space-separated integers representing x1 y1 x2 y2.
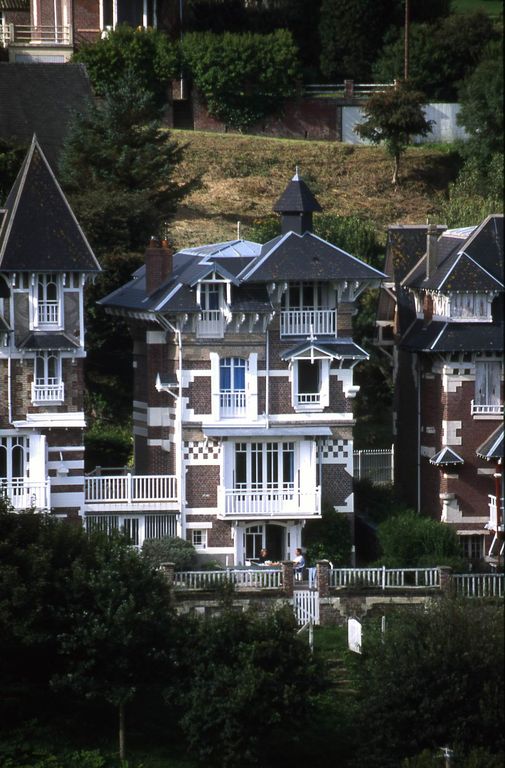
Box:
293 588 320 626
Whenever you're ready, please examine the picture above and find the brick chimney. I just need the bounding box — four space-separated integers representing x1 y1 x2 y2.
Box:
145 237 173 295
426 223 439 280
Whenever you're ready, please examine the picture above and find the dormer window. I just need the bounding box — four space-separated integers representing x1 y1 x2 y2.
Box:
196 279 229 338
450 293 490 321
281 282 335 337
33 274 61 329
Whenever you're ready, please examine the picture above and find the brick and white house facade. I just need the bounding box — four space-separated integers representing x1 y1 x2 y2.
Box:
99 173 385 564
0 136 101 518
377 216 504 567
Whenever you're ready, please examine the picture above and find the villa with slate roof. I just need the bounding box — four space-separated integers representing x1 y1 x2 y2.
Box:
0 136 101 517
97 173 386 563
377 216 504 567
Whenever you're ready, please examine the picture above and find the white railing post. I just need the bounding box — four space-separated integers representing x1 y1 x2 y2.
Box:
382 565 386 590
126 473 132 504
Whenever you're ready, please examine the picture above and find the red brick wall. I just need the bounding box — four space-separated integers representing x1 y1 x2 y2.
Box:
187 376 212 415
186 465 219 508
321 464 353 508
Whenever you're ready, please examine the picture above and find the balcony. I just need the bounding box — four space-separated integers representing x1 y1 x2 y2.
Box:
38 301 60 327
2 24 72 46
487 495 504 533
32 380 64 404
280 309 335 337
471 400 503 417
295 391 321 408
0 478 50 511
220 391 247 418
84 473 178 512
196 310 224 339
218 484 321 520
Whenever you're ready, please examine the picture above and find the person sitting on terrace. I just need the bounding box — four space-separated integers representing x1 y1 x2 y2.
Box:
258 548 272 565
293 548 306 579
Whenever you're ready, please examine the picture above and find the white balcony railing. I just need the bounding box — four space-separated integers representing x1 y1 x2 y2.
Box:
296 392 321 406
6 24 72 45
471 400 503 416
0 478 50 510
280 309 335 337
85 474 178 505
0 26 11 45
488 495 504 532
37 301 60 326
220 391 247 417
196 310 225 338
219 485 321 518
32 380 64 403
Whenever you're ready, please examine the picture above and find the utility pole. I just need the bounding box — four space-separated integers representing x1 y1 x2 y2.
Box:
404 0 410 81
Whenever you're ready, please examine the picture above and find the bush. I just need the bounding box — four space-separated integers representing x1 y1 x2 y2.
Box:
376 509 466 569
303 503 352 566
84 423 132 472
182 30 301 129
141 536 198 571
73 25 179 104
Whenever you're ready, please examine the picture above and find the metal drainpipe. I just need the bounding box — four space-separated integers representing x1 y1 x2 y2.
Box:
265 328 270 428
7 355 12 424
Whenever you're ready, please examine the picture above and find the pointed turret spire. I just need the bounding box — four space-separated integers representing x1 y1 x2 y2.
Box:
273 168 322 235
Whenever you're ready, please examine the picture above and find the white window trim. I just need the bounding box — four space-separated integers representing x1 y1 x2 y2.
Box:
292 358 329 412
31 273 63 331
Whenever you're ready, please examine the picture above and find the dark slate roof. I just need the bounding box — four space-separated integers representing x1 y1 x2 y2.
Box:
0 62 93 168
476 425 503 460
400 320 504 352
403 216 504 292
0 315 11 332
280 339 369 361
430 447 464 466
384 224 447 282
18 332 80 350
273 171 322 214
242 231 387 282
0 136 101 273
0 64 92 169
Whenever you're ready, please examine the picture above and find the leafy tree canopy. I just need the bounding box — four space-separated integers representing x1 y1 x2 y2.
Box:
355 83 433 184
457 38 504 167
373 12 498 101
174 607 319 767
352 600 504 767
437 152 503 228
181 30 301 129
72 25 179 104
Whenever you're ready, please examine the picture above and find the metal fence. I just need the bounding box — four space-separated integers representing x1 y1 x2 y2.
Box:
353 446 394 485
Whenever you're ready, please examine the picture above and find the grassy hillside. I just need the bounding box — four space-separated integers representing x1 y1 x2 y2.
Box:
170 130 460 248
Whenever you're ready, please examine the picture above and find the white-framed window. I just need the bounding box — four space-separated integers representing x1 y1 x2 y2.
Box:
234 442 295 491
450 293 490 320
292 358 330 411
210 352 257 421
459 534 484 562
32 352 64 403
243 524 264 560
33 273 62 329
473 361 502 414
196 281 227 338
0 435 27 481
280 282 335 336
191 529 208 550
220 357 246 417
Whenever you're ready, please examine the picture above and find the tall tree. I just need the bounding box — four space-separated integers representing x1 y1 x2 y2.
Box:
355 83 433 185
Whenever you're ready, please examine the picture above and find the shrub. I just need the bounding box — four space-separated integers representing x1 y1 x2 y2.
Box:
73 25 179 104
376 509 466 569
181 30 301 129
141 536 198 571
303 503 352 566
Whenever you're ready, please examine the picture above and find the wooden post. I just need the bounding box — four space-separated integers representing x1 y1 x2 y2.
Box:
344 79 354 99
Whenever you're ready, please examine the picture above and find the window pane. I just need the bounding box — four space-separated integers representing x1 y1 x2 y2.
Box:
233 359 245 390
298 360 319 393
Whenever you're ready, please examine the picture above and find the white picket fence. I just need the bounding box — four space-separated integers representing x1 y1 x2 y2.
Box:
330 566 440 590
353 447 394 485
173 568 282 590
453 573 504 598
